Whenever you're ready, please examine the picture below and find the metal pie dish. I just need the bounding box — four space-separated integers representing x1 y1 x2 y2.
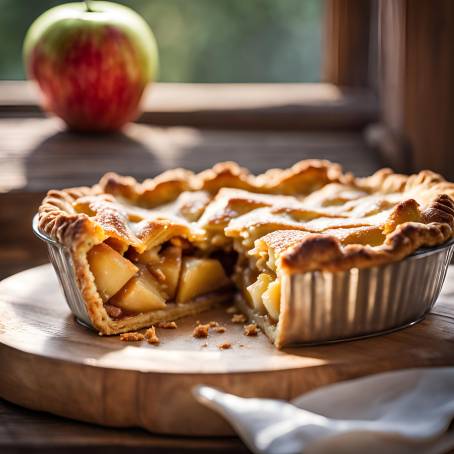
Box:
33 215 454 346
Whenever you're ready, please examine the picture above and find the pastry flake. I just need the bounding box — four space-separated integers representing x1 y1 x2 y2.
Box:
145 326 160 345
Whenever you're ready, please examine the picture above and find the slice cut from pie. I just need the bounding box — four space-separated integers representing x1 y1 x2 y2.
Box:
37 161 454 346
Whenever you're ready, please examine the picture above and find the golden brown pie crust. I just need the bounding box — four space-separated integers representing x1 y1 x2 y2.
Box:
38 161 454 337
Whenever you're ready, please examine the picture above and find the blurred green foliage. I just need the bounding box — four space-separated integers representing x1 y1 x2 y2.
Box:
0 0 322 82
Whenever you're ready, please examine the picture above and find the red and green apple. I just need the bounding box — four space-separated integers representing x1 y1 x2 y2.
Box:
23 1 158 132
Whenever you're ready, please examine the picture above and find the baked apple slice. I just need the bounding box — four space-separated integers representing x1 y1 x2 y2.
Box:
246 273 272 315
87 243 138 302
261 279 281 322
152 246 182 300
246 273 281 321
110 267 166 314
176 257 230 303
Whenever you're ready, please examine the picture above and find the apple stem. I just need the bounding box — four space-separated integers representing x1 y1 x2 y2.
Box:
84 1 93 12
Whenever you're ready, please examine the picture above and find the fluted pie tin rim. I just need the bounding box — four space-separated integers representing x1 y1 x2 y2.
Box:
277 238 454 346
33 215 454 344
33 215 92 327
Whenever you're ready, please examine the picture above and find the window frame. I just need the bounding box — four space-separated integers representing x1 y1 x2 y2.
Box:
0 0 378 132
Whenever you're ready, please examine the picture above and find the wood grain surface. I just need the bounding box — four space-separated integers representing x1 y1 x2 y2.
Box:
0 117 383 193
1 264 454 437
374 0 454 179
0 398 250 454
323 0 372 87
0 81 378 131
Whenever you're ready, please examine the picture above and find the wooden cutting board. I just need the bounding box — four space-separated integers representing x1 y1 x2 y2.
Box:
1 264 454 436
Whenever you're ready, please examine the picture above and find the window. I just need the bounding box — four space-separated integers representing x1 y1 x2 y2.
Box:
0 0 323 83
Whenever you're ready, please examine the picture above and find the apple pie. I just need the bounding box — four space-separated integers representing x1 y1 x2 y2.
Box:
37 161 454 346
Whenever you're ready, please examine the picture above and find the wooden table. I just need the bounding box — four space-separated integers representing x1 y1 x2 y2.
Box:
0 399 249 454
0 86 384 452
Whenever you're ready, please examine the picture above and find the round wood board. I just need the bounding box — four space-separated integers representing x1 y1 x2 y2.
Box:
1 265 454 436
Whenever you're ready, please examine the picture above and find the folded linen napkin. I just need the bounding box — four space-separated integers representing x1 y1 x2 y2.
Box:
193 367 454 454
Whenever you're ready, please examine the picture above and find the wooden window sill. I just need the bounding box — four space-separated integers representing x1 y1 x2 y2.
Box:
0 81 377 131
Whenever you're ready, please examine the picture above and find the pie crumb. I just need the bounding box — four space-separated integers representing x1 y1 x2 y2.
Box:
193 323 210 338
105 304 123 319
218 342 232 350
231 313 247 324
226 306 238 314
120 332 144 342
239 344 245 347
214 326 226 333
157 321 177 329
209 321 219 327
244 324 259 336
201 342 208 348
145 327 160 345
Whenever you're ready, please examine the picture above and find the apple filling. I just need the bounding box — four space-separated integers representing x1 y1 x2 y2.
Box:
234 241 282 324
87 239 231 319
245 272 281 323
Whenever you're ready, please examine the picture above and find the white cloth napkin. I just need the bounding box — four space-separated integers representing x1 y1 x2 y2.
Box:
193 367 454 454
